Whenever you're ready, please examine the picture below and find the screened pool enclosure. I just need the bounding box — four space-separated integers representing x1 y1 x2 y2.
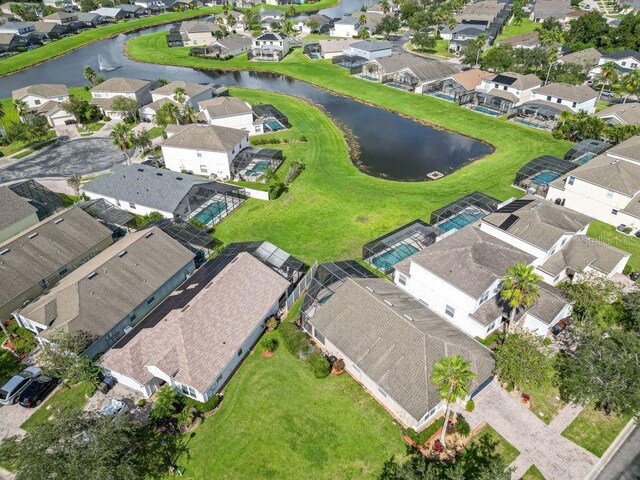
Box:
430 192 500 233
564 139 611 165
513 155 578 196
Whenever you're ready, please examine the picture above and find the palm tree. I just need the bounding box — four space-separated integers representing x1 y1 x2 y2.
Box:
181 104 196 124
13 99 28 119
598 61 618 101
431 355 476 448
500 263 542 334
381 0 390 14
66 175 82 199
358 13 367 27
281 19 294 36
623 70 640 104
172 86 187 106
133 129 152 154
83 65 96 85
110 122 134 165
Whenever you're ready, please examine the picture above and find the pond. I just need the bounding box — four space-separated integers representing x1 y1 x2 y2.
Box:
0 23 493 181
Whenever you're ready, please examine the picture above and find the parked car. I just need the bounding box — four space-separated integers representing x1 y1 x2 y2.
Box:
0 367 41 406
617 224 628 232
601 90 615 98
18 375 59 408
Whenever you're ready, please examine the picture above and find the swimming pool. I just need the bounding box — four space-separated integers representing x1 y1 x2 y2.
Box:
264 119 284 132
531 171 561 185
385 82 412 91
437 209 486 232
431 92 456 102
371 244 419 271
245 160 270 177
576 153 596 165
472 106 503 117
194 200 226 225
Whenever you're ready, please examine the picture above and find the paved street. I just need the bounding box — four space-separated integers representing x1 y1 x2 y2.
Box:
0 138 125 185
456 381 598 480
597 426 640 480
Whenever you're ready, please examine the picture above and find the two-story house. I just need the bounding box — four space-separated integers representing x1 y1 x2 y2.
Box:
249 32 290 61
448 24 487 55
42 11 78 25
592 50 640 76
530 83 599 114
90 77 154 119
197 96 256 133
151 80 212 108
0 22 35 36
330 15 360 37
177 20 222 46
475 72 542 111
12 83 75 126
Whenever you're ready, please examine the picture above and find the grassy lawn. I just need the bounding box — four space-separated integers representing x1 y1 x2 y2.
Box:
177 330 405 479
561 404 632 457
496 18 538 42
126 35 571 262
80 121 105 133
0 349 21 387
521 464 546 480
470 424 520 466
587 220 640 271
406 39 453 59
20 381 94 432
146 126 165 139
526 382 564 425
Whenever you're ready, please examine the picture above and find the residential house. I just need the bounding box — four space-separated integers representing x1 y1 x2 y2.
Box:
0 21 35 35
12 83 68 109
531 0 570 22
34 21 70 39
424 68 493 102
249 32 290 61
119 4 147 17
0 187 39 243
367 1 398 14
546 135 640 231
75 12 105 28
176 20 222 46
501 31 541 50
330 15 359 37
474 72 542 112
596 103 640 126
353 11 383 32
197 96 256 133
197 34 252 59
448 24 487 55
530 83 599 114
34 100 76 126
0 32 27 52
150 80 213 108
294 13 331 35
89 7 130 21
90 77 154 119
254 9 283 30
134 0 165 9
592 50 640 76
161 123 249 178
0 207 114 320
101 250 292 401
314 38 355 59
559 48 602 70
219 10 247 32
138 97 182 122
83 164 246 225
344 39 392 61
42 11 77 24
14 228 196 358
301 275 494 431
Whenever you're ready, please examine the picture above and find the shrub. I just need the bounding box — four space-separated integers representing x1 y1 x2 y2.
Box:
137 399 146 408
406 418 444 446
432 439 445 453
624 264 633 275
279 322 310 357
150 386 179 423
284 160 305 185
268 181 287 200
333 358 345 372
181 394 220 414
306 351 330 378
299 134 307 142
521 392 530 402
465 399 475 412
265 316 278 332
505 383 514 392
455 414 470 437
261 337 279 353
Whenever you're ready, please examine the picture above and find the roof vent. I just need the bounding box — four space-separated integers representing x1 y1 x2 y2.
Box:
144 231 153 238
384 300 393 307
28 232 38 239
176 177 183 181
54 218 64 224
0 248 9 255
365 286 374 292
117 250 127 257
87 272 98 280
403 314 413 321
137 168 144 172
156 172 163 176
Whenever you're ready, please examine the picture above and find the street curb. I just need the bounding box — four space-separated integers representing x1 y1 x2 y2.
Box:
584 420 636 480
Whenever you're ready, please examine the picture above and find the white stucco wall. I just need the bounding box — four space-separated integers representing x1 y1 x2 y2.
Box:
531 91 597 114
20 93 69 109
202 110 255 134
331 23 358 37
344 46 391 60
83 190 174 218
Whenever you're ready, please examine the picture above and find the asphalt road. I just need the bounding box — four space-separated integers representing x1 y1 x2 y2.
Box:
0 137 125 184
597 426 640 480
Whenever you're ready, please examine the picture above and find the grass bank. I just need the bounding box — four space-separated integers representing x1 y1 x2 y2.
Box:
587 220 640 270
561 404 632 457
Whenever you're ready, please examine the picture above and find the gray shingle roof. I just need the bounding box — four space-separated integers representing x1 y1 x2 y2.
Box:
161 123 247 152
534 83 598 103
560 48 602 68
12 84 68 100
400 227 536 298
83 164 212 215
308 277 494 420
0 187 37 232
540 236 629 276
210 34 252 52
198 96 252 119
152 81 211 98
0 207 113 310
101 252 290 392
91 77 151 94
179 20 220 33
596 103 640 126
23 228 195 340
350 39 392 52
482 195 592 251
372 54 459 83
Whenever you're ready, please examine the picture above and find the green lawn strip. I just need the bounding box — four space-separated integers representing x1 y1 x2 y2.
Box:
561 404 632 457
146 126 165 139
525 381 564 425
12 149 33 159
57 193 80 207
471 424 520 466
20 381 94 432
0 349 21 386
495 18 538 42
521 464 546 480
227 179 270 191
178 330 405 479
80 121 105 133
587 221 640 271
0 8 226 77
248 0 339 14
406 39 453 59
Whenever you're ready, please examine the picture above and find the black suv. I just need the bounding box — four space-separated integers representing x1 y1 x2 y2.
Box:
18 375 59 408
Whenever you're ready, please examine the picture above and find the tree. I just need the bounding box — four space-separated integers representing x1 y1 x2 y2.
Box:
500 263 541 334
139 211 164 226
462 33 486 66
559 274 624 328
110 122 134 164
83 65 96 85
66 175 82 199
481 43 515 73
381 0 390 14
622 292 640 333
80 0 98 11
556 326 640 418
431 355 476 448
62 96 91 125
12 99 28 118
6 115 49 144
553 110 606 142
603 123 640 145
155 77 168 86
181 104 196 124
622 70 640 103
566 11 610 51
598 61 618 101
0 101 5 133
111 97 139 120
39 331 101 388
14 410 164 480
412 31 436 51
156 101 181 126
150 385 179 423
494 333 554 391
375 15 401 39
172 86 187 106
614 11 640 51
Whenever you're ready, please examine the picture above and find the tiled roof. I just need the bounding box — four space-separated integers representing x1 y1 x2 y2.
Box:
161 123 247 152
12 83 68 100
91 77 151 93
540 236 629 276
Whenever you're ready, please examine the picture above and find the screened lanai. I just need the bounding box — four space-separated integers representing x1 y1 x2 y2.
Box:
514 155 578 197
564 139 611 165
149 218 219 255
511 100 570 130
231 147 283 182
430 192 500 233
362 220 442 274
77 198 134 233
9 179 64 220
175 182 247 228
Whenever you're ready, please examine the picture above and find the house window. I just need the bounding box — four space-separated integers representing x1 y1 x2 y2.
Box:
486 322 495 332
315 329 325 345
58 266 68 276
621 61 627 66
546 95 552 101
606 190 614 199
398 274 406 286
479 291 489 305
377 386 387 398
200 165 208 173
561 238 567 246
632 63 638 69
553 273 561 282
34 99 41 105
130 313 137 322
612 209 619 215
445 305 455 318
129 202 136 209
147 296 155 305
572 102 577 108
238 347 243 356
115 199 121 207
197 152 202 158
567 176 575 186
179 384 197 398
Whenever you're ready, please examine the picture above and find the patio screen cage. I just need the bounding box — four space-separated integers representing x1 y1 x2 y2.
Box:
77 198 134 231
149 218 219 253
174 182 248 228
303 42 321 58
331 55 368 74
9 179 64 220
430 191 500 231
252 104 290 128
362 219 441 274
513 155 577 195
564 139 611 163
300 261 378 322
231 147 284 179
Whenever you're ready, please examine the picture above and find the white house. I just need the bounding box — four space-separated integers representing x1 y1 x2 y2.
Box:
138 98 182 122
344 39 392 61
177 20 223 46
13 228 196 359
249 32 290 61
314 38 355 59
90 77 154 119
596 103 640 126
150 80 213 108
161 123 249 178
476 72 542 107
198 96 256 133
199 34 252 59
100 251 291 402
531 83 599 114
592 50 640 76
0 22 35 36
330 16 360 37
12 83 69 110
546 135 640 232
294 14 331 35
301 276 495 431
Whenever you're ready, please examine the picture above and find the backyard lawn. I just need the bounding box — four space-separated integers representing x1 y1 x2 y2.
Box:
177 331 406 479
525 381 564 425
469 424 520 466
496 18 538 42
406 39 453 59
561 404 632 457
20 381 94 432
521 464 546 480
587 220 640 271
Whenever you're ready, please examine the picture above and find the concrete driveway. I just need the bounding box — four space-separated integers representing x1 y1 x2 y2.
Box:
0 402 37 442
0 137 125 185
